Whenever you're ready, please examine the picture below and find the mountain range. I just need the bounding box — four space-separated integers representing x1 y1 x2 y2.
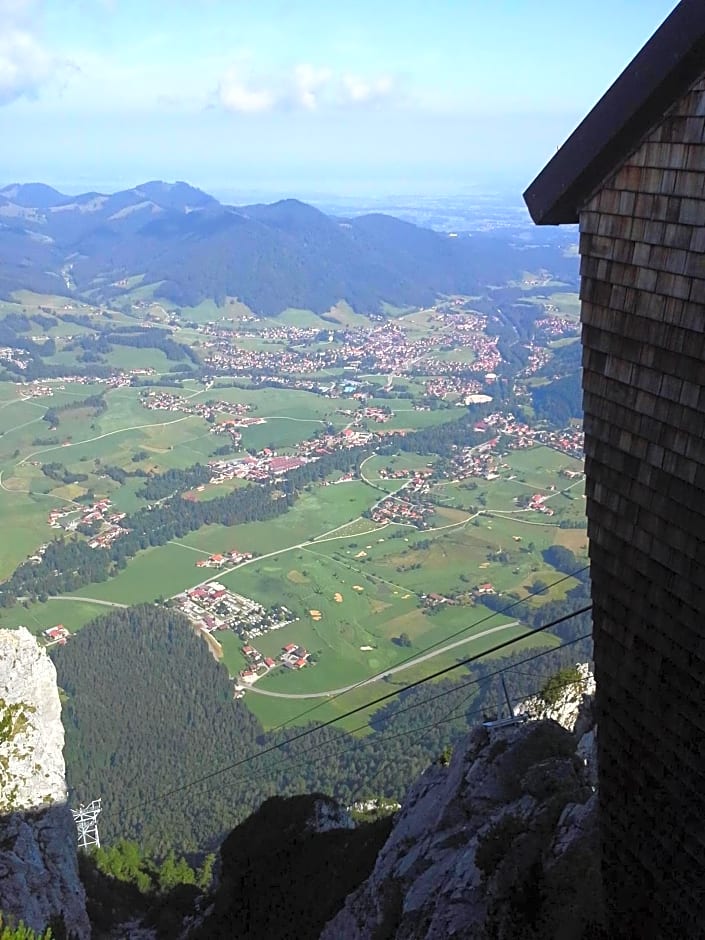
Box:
0 180 577 316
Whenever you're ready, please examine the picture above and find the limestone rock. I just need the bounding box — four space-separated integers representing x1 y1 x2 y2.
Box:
322 716 602 939
0 627 90 938
518 662 596 732
306 797 355 833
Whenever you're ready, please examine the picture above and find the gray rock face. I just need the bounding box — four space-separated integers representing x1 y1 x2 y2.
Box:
519 662 596 732
323 716 602 939
0 627 90 938
306 797 356 833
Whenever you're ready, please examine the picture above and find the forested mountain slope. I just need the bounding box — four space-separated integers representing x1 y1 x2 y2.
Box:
0 181 578 315
52 605 480 855
52 596 592 858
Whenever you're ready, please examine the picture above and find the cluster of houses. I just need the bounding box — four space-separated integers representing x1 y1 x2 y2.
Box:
198 317 477 380
197 300 507 386
448 446 505 481
194 548 253 569
339 428 376 447
207 452 310 486
0 347 28 370
535 426 584 460
209 420 242 446
331 323 438 375
421 580 497 610
433 308 488 333
19 384 55 399
378 467 433 481
370 494 433 528
518 343 552 377
211 415 267 447
187 299 560 414
475 413 539 448
424 375 485 401
534 315 580 338
22 370 153 392
139 389 253 422
524 493 556 517
47 498 129 549
231 324 320 346
280 642 311 669
358 405 392 423
200 337 330 375
238 645 278 684
42 624 71 646
205 419 409 491
175 582 295 641
237 640 312 686
474 412 584 459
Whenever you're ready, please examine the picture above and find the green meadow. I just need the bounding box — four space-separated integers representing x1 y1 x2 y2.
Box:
0 290 587 733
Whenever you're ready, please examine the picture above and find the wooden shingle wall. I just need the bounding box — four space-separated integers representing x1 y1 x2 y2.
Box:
580 75 705 937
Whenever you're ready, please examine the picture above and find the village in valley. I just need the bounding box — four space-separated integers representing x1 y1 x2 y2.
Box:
174 582 294 640
0 288 588 711
172 580 313 691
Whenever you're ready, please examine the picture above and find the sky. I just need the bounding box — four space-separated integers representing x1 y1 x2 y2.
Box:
0 0 681 199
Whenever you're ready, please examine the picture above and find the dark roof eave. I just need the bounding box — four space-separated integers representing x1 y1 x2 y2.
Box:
524 0 705 226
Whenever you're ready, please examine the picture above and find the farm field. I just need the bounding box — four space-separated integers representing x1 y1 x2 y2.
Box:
241 621 559 731
177 481 381 556
0 288 588 736
193 446 586 723
0 596 124 634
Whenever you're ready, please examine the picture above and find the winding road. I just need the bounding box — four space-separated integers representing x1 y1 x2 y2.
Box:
245 619 520 699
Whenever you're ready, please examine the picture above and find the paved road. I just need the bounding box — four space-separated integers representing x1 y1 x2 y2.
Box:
47 596 128 608
245 620 520 699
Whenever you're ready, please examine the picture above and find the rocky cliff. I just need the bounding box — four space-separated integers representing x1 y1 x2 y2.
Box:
0 627 90 938
519 663 596 733
189 794 392 940
322 703 601 939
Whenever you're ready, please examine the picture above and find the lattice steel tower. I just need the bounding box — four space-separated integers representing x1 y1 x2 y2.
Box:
72 799 102 850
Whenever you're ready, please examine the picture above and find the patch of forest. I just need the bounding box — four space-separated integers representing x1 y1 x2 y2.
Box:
42 392 107 429
52 603 592 857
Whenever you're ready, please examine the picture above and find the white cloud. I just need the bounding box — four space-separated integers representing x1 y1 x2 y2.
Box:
291 63 332 111
0 0 68 104
341 73 394 106
217 61 398 115
217 67 276 114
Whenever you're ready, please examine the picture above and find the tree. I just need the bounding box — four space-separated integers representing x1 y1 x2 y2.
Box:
543 544 578 574
540 666 584 706
0 915 53 940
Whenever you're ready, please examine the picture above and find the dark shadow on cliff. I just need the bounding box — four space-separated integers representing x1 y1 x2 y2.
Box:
188 794 393 940
78 852 203 940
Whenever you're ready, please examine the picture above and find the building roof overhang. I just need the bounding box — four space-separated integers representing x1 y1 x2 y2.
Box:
524 0 705 225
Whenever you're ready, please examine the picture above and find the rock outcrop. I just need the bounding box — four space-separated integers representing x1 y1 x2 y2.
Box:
0 627 90 938
519 662 596 732
323 716 603 939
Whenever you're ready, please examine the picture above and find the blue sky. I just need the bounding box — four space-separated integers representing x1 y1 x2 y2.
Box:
0 0 680 197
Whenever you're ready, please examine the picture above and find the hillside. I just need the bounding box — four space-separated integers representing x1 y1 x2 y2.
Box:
0 181 578 315
0 628 90 938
